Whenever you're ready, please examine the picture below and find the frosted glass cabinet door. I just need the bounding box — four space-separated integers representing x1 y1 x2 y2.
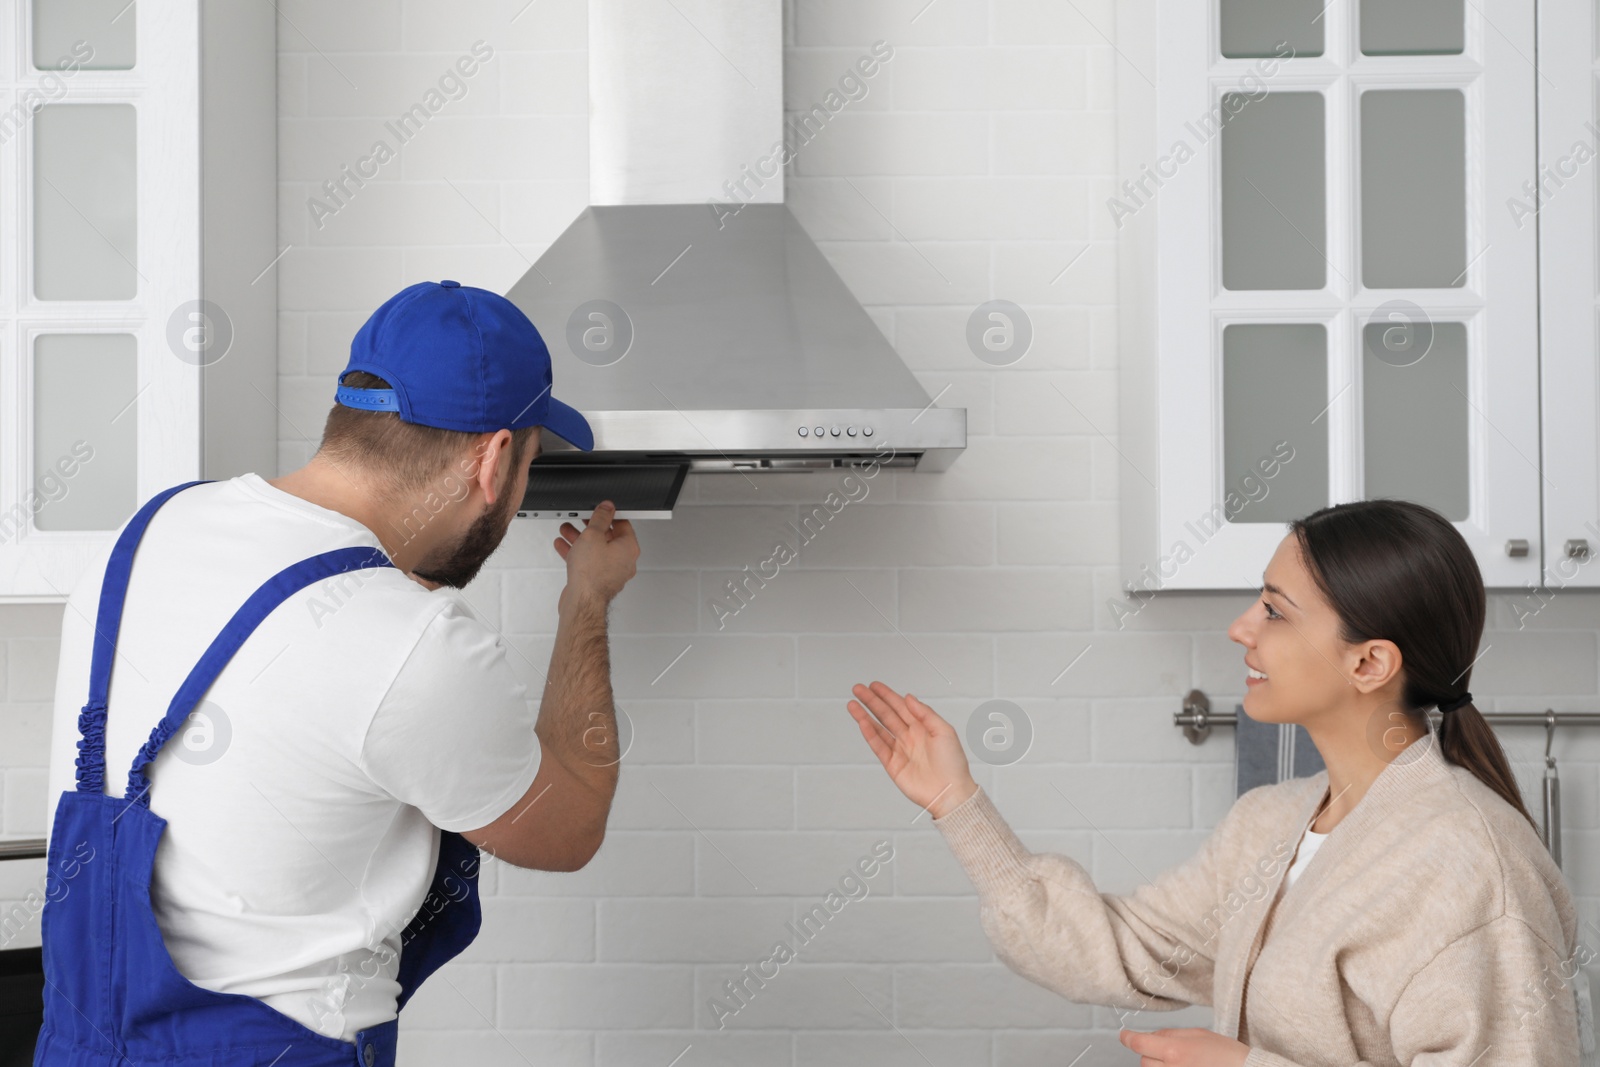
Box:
1220 92 1327 290
33 334 138 532
33 0 136 69
1362 321 1469 519
1222 324 1329 523
0 0 208 601
1360 0 1464 55
1360 90 1467 289
1220 0 1324 57
34 104 138 300
1127 0 1538 590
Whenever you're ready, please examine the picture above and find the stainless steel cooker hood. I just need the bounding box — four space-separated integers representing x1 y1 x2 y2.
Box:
505 203 965 467
507 0 964 519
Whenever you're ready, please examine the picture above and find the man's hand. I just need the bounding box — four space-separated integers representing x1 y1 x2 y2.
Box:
553 501 639 605
1118 1027 1250 1066
465 502 639 871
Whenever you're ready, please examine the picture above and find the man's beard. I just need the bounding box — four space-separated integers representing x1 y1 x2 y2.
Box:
411 477 520 589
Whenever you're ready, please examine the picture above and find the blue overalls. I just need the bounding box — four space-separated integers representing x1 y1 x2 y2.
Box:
34 480 484 1067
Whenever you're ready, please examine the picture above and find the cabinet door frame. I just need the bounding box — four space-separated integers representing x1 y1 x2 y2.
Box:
1536 0 1600 590
0 1 201 602
1118 0 1542 593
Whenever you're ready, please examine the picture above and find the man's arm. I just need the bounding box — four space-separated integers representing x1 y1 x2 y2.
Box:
460 502 638 870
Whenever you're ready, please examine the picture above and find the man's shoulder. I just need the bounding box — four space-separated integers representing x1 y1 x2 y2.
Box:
296 564 438 630
320 585 515 699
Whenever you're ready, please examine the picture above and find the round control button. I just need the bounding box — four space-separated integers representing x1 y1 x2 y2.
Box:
846 426 856 436
439 279 461 288
830 425 840 437
813 425 824 436
863 426 874 437
798 426 808 437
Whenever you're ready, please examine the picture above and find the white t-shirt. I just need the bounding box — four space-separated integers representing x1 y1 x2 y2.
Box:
1283 822 1330 890
45 473 541 1042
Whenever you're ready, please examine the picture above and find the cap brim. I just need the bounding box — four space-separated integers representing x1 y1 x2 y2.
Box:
541 395 595 451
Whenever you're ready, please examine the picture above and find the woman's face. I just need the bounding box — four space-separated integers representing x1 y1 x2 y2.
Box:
1226 533 1404 727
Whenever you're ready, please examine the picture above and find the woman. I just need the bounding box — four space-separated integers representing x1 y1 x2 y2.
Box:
847 500 1584 1065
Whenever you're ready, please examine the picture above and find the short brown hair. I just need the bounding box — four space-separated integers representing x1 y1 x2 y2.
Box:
318 371 538 496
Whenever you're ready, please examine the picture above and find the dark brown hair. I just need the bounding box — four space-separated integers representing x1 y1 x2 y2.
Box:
1288 498 1535 829
318 371 538 496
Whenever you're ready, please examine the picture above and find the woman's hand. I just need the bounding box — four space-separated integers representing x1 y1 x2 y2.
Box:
846 681 978 819
1118 1027 1250 1065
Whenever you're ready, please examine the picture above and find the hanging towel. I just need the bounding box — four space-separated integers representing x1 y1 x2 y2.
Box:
1234 703 1325 798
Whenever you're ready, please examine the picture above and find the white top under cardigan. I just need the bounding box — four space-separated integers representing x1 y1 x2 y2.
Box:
1283 823 1329 890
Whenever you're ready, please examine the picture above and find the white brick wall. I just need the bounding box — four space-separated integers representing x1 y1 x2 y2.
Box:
2 1 1599 1064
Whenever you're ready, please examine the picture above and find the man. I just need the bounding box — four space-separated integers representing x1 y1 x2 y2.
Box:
38 280 638 1066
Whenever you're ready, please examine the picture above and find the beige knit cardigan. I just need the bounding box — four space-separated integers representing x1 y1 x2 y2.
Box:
933 729 1584 1065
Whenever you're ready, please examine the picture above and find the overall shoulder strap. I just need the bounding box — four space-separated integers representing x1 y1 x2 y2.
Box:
75 481 212 793
124 545 397 806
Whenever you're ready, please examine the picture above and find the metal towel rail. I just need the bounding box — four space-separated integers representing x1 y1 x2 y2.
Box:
1174 688 1597 744
0 840 45 863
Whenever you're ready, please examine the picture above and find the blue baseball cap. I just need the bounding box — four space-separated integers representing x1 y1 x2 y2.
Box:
335 279 594 450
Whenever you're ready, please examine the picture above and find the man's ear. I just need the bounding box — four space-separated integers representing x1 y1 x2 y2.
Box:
474 429 516 504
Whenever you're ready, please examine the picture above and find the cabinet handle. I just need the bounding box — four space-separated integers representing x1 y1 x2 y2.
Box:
1506 539 1530 557
1566 539 1591 559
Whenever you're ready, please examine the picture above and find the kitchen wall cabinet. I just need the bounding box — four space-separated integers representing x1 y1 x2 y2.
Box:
1115 0 1546 593
0 0 276 601
1535 0 1600 590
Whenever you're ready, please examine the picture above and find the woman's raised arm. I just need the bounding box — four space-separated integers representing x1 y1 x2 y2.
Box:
847 680 1255 1014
